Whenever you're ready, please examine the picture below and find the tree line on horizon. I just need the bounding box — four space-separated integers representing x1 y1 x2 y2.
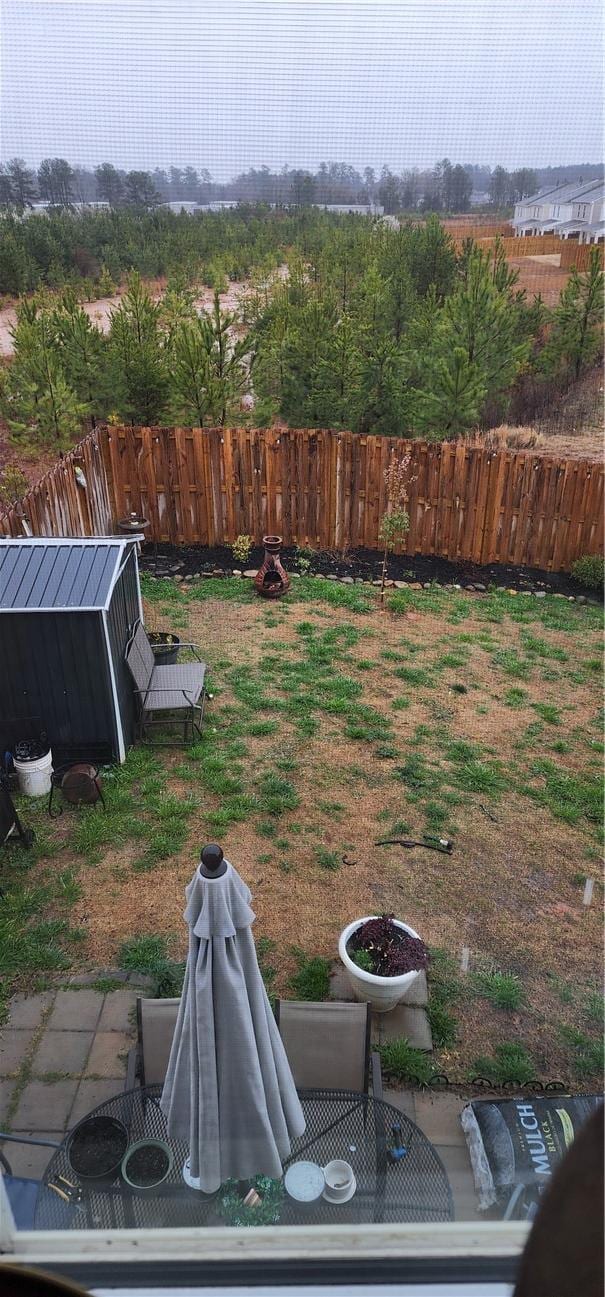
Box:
0 213 601 452
0 155 602 218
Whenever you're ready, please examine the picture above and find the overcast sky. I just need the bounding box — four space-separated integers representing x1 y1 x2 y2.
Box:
1 0 602 177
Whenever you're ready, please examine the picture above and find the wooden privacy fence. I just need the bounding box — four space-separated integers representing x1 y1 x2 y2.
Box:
559 241 604 271
1 425 602 572
99 425 602 571
0 430 112 539
455 234 604 267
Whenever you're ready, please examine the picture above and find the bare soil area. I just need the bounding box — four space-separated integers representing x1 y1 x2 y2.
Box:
507 253 571 307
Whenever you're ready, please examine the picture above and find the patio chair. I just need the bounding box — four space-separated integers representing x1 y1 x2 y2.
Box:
125 621 207 745
0 1135 61 1229
274 1000 382 1098
125 996 180 1088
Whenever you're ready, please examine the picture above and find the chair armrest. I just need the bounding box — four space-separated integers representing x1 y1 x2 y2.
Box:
173 643 204 661
371 1050 383 1102
0 1134 61 1148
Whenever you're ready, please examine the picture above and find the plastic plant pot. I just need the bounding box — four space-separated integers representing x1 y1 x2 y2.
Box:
67 1115 129 1185
338 916 424 1012
121 1139 173 1196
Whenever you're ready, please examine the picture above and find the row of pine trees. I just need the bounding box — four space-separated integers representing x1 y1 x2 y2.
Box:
0 216 602 446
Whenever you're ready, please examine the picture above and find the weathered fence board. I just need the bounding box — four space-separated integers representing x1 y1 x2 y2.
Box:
1 425 602 573
0 429 112 540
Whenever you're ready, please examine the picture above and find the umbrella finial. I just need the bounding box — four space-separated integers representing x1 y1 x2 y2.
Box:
200 843 226 877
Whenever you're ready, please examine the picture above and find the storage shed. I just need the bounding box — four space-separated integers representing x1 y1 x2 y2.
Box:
0 537 143 764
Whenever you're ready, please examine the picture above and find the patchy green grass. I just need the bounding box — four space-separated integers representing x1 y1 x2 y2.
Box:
379 1038 437 1085
471 969 525 1011
3 578 600 1085
473 1042 536 1085
289 952 331 1000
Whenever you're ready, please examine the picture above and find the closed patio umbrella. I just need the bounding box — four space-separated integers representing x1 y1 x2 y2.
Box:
160 847 305 1192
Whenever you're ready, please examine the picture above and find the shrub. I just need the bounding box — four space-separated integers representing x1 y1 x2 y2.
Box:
571 554 604 590
231 534 253 565
0 463 28 507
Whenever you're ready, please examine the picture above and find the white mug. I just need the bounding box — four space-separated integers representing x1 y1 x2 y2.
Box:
323 1159 354 1201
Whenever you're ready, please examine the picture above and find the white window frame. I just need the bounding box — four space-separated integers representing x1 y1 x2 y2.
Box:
0 1176 528 1280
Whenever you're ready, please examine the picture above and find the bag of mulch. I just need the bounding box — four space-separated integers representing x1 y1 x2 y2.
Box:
461 1094 602 1214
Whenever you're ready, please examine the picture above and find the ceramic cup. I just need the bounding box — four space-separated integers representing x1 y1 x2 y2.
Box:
323 1159 355 1202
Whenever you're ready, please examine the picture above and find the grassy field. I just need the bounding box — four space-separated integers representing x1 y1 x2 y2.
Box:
1 574 602 1086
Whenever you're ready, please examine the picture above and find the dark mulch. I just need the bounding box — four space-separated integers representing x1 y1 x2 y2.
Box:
139 542 601 600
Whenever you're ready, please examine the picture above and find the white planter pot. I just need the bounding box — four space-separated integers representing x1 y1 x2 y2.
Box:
338 917 423 1013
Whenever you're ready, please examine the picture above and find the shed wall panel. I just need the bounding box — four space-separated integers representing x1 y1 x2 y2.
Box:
0 611 116 761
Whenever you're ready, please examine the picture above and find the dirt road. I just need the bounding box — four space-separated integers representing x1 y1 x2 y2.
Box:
0 280 251 357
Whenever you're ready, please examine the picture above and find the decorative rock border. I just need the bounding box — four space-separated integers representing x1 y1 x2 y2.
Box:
147 563 592 602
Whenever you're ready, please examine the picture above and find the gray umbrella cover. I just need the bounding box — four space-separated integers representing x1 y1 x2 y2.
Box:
160 861 306 1191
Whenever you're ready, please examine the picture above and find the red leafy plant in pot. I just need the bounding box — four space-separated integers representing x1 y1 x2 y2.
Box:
347 914 429 978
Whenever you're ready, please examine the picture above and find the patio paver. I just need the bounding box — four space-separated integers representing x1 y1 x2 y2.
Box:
0 1080 16 1125
414 1092 467 1146
6 992 55 1029
46 989 104 1032
12 1080 79 1131
376 1004 433 1051
96 990 139 1033
85 1032 131 1079
433 1142 482 1221
383 1085 417 1122
0 1030 36 1077
68 1079 126 1126
32 1030 94 1077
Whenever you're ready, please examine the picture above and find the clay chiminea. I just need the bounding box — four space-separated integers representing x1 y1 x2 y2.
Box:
254 535 290 599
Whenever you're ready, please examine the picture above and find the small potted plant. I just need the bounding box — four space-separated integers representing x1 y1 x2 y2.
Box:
338 913 428 1012
148 630 180 665
121 1139 173 1196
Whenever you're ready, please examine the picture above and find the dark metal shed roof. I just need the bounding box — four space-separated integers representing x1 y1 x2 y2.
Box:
0 539 130 611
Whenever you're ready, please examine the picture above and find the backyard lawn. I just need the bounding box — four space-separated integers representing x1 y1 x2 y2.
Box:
1 575 602 1087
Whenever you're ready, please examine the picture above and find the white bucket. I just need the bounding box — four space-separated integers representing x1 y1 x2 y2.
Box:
14 748 53 797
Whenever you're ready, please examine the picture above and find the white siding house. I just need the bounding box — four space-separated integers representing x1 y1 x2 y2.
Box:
513 178 605 240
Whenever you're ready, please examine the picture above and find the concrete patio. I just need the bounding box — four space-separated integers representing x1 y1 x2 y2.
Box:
0 974 482 1220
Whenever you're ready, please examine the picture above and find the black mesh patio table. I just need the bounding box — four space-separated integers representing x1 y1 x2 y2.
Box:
35 1085 453 1230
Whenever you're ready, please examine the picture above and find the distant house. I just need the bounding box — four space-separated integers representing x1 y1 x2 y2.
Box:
196 200 240 212
513 178 604 242
161 200 199 214
470 191 490 207
313 202 384 216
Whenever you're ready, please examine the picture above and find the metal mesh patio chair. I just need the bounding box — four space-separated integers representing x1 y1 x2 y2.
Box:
125 621 207 745
0 1135 61 1228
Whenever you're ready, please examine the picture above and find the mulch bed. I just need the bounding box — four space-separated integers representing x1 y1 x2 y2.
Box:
139 542 601 600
